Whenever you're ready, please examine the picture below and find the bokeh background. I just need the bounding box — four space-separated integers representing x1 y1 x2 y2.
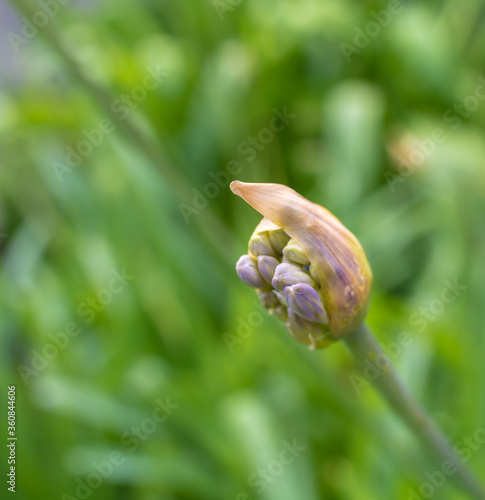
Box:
1 0 485 499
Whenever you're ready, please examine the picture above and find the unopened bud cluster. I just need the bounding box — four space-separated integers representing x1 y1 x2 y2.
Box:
236 229 333 349
231 181 373 349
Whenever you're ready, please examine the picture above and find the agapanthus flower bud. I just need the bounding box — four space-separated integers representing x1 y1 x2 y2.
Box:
268 229 291 253
231 181 372 346
249 233 278 258
286 309 333 349
283 239 310 266
284 283 328 324
309 262 320 283
257 256 279 285
236 255 266 288
272 263 316 291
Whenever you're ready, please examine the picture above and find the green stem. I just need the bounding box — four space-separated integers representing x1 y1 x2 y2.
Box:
344 324 485 500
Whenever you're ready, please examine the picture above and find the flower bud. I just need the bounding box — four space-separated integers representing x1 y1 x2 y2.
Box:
249 233 277 258
272 263 316 291
268 229 291 253
257 256 279 285
286 309 333 349
231 181 372 343
309 262 319 283
283 239 310 266
236 255 266 288
284 284 328 324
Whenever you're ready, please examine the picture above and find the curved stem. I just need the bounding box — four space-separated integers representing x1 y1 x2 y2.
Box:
344 324 485 500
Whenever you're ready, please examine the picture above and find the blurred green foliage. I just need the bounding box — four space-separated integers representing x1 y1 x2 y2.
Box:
1 0 485 499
